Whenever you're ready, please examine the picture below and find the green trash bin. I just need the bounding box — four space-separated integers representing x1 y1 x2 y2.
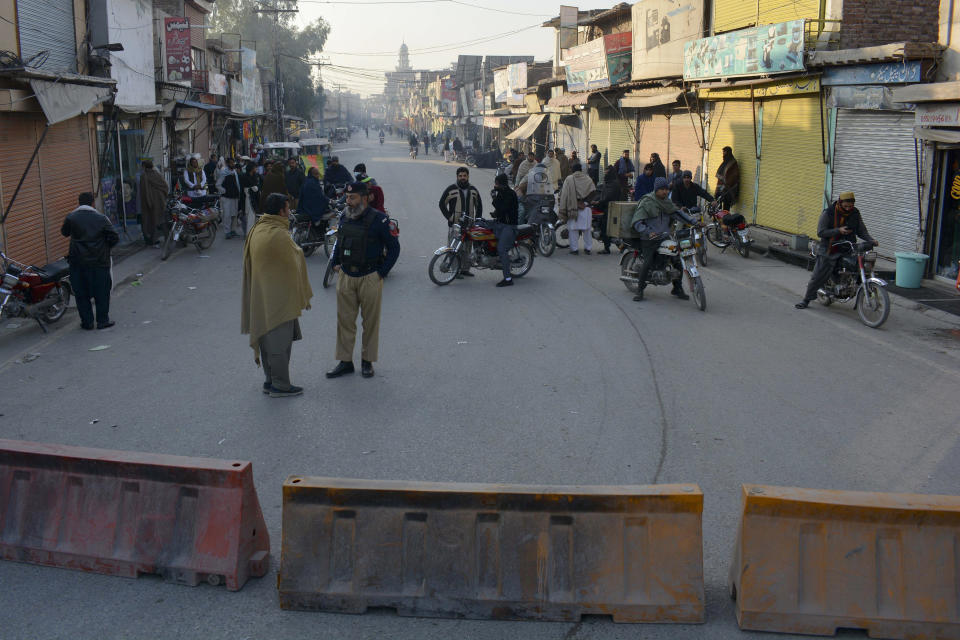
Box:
894 252 929 288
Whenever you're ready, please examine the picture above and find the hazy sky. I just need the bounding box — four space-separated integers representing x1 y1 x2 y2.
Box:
292 0 616 96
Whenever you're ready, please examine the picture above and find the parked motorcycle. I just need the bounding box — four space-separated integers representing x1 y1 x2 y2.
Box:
1 250 71 332
703 199 753 258
619 226 707 311
428 215 535 285
811 240 890 328
555 205 605 249
452 150 476 167
160 196 218 260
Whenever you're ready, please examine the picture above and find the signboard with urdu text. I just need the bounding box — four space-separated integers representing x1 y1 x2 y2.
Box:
164 17 191 84
683 19 805 81
631 0 704 81
563 38 609 92
604 33 632 86
494 69 509 103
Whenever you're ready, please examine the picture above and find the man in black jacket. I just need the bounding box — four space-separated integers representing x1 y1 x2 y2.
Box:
219 158 243 238
796 191 877 309
671 170 714 211
438 167 482 276
60 193 119 330
284 157 305 209
327 181 401 379
489 173 518 287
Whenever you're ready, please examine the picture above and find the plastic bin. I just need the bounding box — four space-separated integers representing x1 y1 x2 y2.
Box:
894 252 929 288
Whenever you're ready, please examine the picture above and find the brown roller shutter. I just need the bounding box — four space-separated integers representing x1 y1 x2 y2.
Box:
636 112 669 171
184 4 205 51
38 115 96 262
669 111 706 184
0 114 46 265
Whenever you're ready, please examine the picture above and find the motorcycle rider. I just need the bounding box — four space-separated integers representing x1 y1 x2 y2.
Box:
489 173 519 287
630 177 698 302
354 163 384 212
438 167 482 276
516 156 555 226
324 156 354 189
671 170 714 212
408 131 419 156
299 167 330 226
796 191 877 309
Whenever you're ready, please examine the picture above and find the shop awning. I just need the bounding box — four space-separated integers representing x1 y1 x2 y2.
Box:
913 126 960 143
618 89 681 109
547 92 594 107
176 100 225 111
892 81 960 103
115 103 162 114
29 79 113 125
505 113 546 140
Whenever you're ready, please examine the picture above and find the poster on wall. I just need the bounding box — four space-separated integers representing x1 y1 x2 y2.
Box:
604 33 632 85
683 19 806 81
494 69 509 103
209 73 227 96
506 62 527 105
238 48 264 115
631 0 703 80
563 38 609 92
164 17 191 84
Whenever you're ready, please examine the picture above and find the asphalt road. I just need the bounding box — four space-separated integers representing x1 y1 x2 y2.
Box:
2 133 959 640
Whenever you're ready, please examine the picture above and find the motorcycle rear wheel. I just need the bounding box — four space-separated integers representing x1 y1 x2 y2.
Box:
507 244 534 278
465 155 476 167
856 282 890 328
554 222 569 248
620 251 641 293
160 224 178 261
196 222 217 251
41 284 70 323
691 275 706 311
706 225 730 248
322 261 337 289
536 225 556 257
428 252 461 286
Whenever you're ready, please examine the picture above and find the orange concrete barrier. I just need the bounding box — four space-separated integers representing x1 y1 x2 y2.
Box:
731 484 960 639
0 439 269 590
278 476 704 623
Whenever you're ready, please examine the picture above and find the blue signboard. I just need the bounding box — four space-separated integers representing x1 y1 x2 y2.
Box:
683 20 805 81
821 61 922 86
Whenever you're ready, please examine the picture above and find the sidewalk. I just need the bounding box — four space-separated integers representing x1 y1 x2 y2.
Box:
750 226 960 319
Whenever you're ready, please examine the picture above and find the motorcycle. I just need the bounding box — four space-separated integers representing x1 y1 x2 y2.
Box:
290 208 338 258
160 195 219 260
703 199 753 258
1 249 71 332
379 135 384 145
811 240 890 328
555 205 605 249
428 215 535 285
618 226 707 311
452 150 476 167
526 199 557 257
409 144 418 159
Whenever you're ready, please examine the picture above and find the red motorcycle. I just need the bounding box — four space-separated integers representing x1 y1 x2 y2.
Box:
160 194 219 260
1 249 72 332
428 215 535 285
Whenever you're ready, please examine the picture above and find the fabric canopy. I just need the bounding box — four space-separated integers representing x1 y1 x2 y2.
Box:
505 113 546 140
546 92 593 107
618 89 681 109
29 79 113 125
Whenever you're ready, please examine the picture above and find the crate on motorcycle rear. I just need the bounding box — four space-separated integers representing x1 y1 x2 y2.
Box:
606 201 643 239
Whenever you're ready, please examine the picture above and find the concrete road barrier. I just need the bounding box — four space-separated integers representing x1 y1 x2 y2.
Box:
0 439 269 590
278 476 704 623
732 483 960 639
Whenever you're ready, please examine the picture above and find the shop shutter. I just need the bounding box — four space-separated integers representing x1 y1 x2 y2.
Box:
38 115 95 262
832 110 919 261
142 116 165 168
0 114 47 264
556 114 587 156
588 107 611 168
756 95 825 236
707 100 757 220
193 114 211 156
16 0 77 73
608 109 637 163
184 4 205 51
713 0 757 33
669 110 706 184
636 113 669 172
758 0 821 24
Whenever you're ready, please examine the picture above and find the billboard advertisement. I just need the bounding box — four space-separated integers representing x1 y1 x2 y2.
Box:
506 62 527 105
440 78 457 115
604 33 632 86
631 0 703 81
494 69 509 103
234 47 264 115
164 17 191 84
684 19 806 81
563 38 608 93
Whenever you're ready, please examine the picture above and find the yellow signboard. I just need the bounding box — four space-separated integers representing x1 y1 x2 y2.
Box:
699 76 820 99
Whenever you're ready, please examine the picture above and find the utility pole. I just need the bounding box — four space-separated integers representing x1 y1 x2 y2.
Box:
254 1 298 142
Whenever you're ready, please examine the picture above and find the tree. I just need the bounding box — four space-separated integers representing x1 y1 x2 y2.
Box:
210 0 330 122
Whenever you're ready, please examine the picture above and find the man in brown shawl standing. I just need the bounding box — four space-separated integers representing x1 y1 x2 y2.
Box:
241 193 313 397
139 159 168 245
258 162 288 215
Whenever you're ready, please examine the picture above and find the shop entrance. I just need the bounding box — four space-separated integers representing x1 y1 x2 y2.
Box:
933 149 960 281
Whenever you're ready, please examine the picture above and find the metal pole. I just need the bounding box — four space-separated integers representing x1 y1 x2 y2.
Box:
116 118 127 232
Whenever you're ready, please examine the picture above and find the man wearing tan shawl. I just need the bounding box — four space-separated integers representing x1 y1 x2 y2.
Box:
139 159 167 245
241 193 313 397
558 162 596 254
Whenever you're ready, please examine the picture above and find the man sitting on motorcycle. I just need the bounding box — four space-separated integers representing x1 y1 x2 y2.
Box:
299 167 329 224
630 177 698 302
796 191 877 309
516 157 554 226
354 163 385 212
324 156 354 189
438 167 482 276
671 170 714 213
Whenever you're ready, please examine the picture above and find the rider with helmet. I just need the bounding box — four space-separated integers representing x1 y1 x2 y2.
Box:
354 163 384 212
515 155 555 225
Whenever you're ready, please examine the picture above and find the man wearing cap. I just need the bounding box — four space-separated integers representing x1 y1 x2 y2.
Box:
630 177 698 302
671 170 714 211
796 192 877 309
327 181 400 379
241 193 313 398
439 166 482 274
324 155 354 187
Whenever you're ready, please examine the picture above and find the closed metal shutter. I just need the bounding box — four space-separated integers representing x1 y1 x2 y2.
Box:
636 113 669 171
556 114 587 156
184 4 205 50
38 115 95 261
16 0 77 73
588 107 611 168
756 95 825 237
758 0 821 23
707 100 757 219
832 110 919 260
608 109 637 162
713 0 757 33
669 111 706 184
0 114 46 264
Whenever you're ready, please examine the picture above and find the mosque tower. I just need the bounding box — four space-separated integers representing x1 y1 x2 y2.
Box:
397 42 411 71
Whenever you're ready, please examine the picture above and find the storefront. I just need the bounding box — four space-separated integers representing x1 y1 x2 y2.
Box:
705 98 758 220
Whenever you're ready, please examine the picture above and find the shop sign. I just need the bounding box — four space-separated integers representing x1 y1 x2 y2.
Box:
822 62 922 86
916 103 960 126
506 62 527 105
563 38 609 92
235 48 263 115
699 76 819 99
604 33 632 86
164 17 191 84
631 0 703 81
494 69 509 103
684 19 805 81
